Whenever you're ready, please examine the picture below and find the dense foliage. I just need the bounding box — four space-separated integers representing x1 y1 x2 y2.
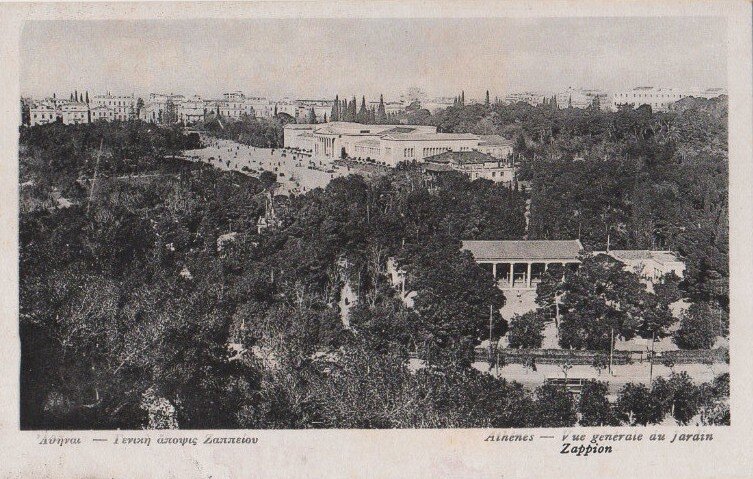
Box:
19 92 729 429
408 97 729 312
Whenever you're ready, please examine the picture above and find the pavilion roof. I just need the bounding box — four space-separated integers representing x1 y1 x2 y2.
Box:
462 240 583 261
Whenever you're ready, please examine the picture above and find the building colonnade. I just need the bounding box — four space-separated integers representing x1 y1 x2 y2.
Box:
479 260 579 289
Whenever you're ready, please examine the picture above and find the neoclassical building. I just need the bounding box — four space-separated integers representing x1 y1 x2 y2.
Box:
462 240 583 291
284 121 509 168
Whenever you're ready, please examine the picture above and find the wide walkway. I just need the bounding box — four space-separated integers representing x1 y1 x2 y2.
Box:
183 137 361 195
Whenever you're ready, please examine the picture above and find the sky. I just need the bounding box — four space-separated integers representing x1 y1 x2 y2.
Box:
21 17 727 101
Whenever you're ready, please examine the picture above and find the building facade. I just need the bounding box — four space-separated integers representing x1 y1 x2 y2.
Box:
30 103 57 126
611 87 727 112
555 87 610 110
60 102 90 125
178 96 206 125
92 93 136 121
286 121 518 168
424 151 515 184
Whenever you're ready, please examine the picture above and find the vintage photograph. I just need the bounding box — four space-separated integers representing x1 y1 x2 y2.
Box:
18 16 729 430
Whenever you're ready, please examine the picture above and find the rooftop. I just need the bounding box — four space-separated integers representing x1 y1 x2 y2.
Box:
382 132 479 141
477 135 514 147
462 240 584 261
606 250 683 264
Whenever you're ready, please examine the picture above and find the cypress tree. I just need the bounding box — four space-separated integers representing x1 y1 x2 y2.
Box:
358 95 368 123
485 90 490 107
461 90 465 105
331 95 339 121
377 94 387 123
85 91 89 104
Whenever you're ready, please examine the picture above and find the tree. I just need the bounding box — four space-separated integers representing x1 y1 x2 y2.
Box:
578 380 616 426
654 272 682 306
485 90 490 107
358 96 368 123
557 254 674 351
136 98 145 118
85 91 89 104
21 99 30 126
259 171 278 190
330 95 339 122
403 241 505 368
376 94 387 124
535 263 565 324
507 311 546 349
307 107 317 124
673 302 718 349
615 383 664 425
533 383 577 427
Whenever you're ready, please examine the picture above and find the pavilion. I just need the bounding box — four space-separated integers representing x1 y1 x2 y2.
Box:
462 239 583 290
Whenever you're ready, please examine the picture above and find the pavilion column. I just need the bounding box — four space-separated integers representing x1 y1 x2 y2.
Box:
544 262 549 272
526 262 532 288
492 263 497 280
509 263 514 287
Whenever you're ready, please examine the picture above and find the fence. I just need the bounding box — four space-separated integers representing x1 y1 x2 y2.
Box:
472 347 728 366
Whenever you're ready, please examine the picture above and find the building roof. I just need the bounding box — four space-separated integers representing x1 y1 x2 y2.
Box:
382 133 479 141
424 150 499 165
422 163 454 172
462 240 584 261
477 135 514 147
379 126 420 135
606 250 683 265
284 124 315 130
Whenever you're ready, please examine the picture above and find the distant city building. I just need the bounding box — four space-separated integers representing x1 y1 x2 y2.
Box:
294 99 334 123
555 87 609 110
400 87 427 105
368 99 405 115
92 93 136 121
178 95 206 125
244 97 274 118
90 105 113 122
219 91 247 119
611 87 727 112
60 102 89 125
421 97 455 113
503 91 547 106
142 93 184 124
30 103 57 126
